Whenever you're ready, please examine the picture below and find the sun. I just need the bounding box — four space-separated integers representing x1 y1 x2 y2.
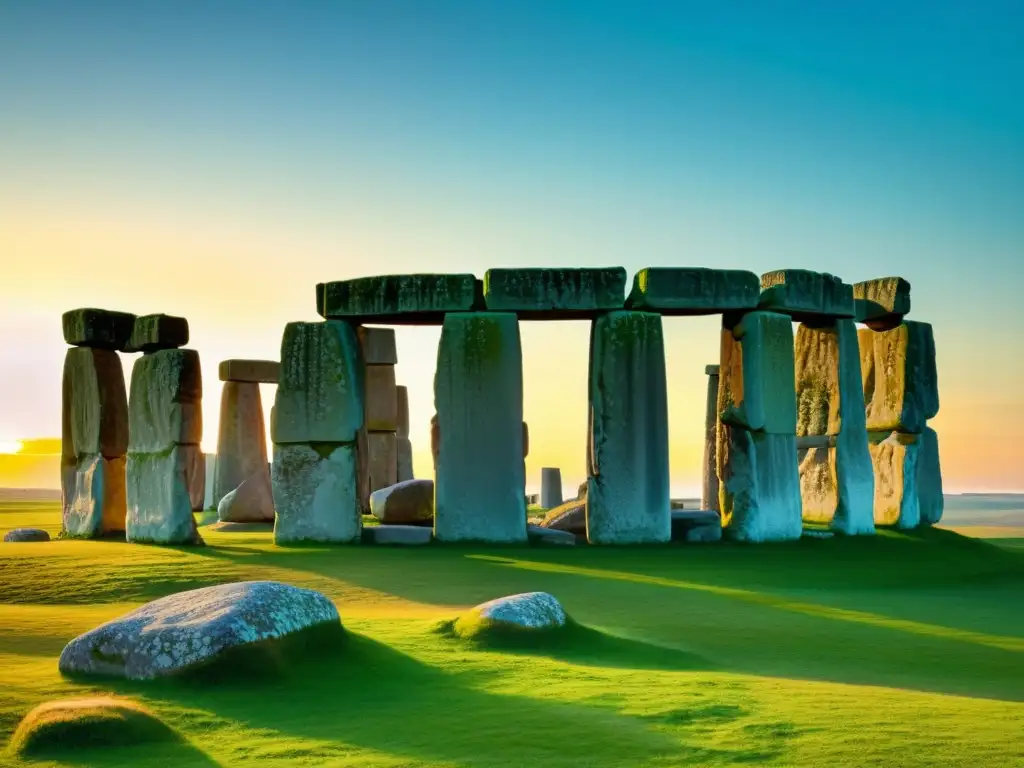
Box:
0 440 24 455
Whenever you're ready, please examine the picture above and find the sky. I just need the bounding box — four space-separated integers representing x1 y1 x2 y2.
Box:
1 1 1022 494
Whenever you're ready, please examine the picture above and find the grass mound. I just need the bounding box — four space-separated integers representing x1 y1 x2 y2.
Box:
434 613 577 648
7 697 178 757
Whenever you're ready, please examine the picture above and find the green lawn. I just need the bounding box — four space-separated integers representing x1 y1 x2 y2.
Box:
1 501 1022 767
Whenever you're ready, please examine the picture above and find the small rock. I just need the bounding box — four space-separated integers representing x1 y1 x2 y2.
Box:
539 498 586 534
527 524 576 546
124 314 189 354
363 524 432 546
454 592 568 637
4 528 51 543
370 479 434 524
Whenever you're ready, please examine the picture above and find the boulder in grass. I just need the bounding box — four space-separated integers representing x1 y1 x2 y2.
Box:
369 479 434 524
4 528 51 543
62 308 136 350
58 581 341 680
451 592 568 640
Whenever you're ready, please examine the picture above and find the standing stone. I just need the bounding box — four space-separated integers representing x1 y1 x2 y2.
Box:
434 312 526 543
718 312 797 434
586 311 670 544
702 364 721 513
868 432 921 529
397 437 414 482
366 431 398 495
917 427 944 526
365 365 398 431
540 468 563 509
858 322 938 433
60 347 129 538
396 386 410 437
124 314 189 354
758 270 855 321
126 445 204 543
272 443 360 544
203 452 216 509
213 381 268 510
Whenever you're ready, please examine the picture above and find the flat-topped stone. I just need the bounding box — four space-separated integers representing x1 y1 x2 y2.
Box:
705 364 720 376
320 274 479 324
127 349 202 453
365 365 398 431
758 270 855 321
358 327 398 365
62 308 136 350
125 314 189 354
219 359 280 383
62 347 129 460
482 267 626 319
854 277 911 326
626 267 761 315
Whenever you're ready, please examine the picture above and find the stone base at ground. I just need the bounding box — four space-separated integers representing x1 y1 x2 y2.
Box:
397 436 414 482
61 454 126 537
213 381 268 509
670 510 722 543
125 447 203 544
718 428 802 542
272 443 361 544
362 524 432 545
858 322 938 432
719 311 797 434
4 528 51 542
868 432 921 528
798 442 875 535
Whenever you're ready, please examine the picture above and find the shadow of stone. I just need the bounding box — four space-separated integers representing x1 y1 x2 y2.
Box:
24 740 222 767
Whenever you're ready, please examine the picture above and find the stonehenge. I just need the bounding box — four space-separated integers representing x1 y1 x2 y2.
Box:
540 467 563 509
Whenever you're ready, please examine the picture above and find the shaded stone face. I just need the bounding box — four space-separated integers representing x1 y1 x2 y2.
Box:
853 277 911 324
396 436 414 482
128 349 202 453
482 267 626 319
218 359 280 383
320 274 479 324
125 446 203 544
61 348 129 460
365 431 398 496
213 382 268 508
858 321 938 433
868 431 921 528
369 478 434 524
363 524 432 545
124 314 189 354
61 454 127 538
625 267 761 315
540 467 563 509
357 326 398 365
272 443 361 544
217 467 275 523
364 365 398 431
396 386 410 437
758 270 855 321
62 308 136 350
917 427 944 526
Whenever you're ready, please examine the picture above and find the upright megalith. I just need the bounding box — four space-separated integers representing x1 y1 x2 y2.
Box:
214 359 279 521
358 327 399 507
794 320 875 535
271 321 364 543
434 312 526 543
396 385 414 482
60 309 133 538
540 468 563 509
586 311 670 544
702 364 721 513
716 311 802 542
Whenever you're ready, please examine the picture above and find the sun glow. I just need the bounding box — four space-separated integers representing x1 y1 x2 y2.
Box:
0 440 24 455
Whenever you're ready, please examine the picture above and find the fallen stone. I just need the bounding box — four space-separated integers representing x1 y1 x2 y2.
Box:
272 321 365 444
587 311 670 544
4 527 51 542
868 432 921 529
482 267 626 319
917 427 944 526
185 447 205 511
218 359 280 383
527 524 577 546
396 385 410 437
213 381 268 508
58 581 340 679
61 347 129 460
453 592 568 638
61 454 126 538
853 277 911 325
358 326 398 365
718 311 796 434
685 524 722 543
396 436 414 482
859 322 939 433
370 478 434 524
434 312 526 543
539 498 586 534
365 365 398 431
124 314 189 353
61 308 136 350
758 270 855 320
125 446 203 545
625 267 761 314
540 467 563 509
127 349 202 453
217 468 275 523
203 452 216 509
272 443 361 544
363 524 432 545
320 274 479 324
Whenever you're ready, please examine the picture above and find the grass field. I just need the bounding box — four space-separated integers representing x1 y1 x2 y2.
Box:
1 499 1023 767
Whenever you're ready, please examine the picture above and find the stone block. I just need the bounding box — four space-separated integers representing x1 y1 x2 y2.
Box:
859 321 938 432
396 436 414 482
717 427 802 542
365 365 398 431
272 321 365 444
795 320 869 437
186 447 205 511
868 432 920 528
272 443 361 544
213 381 268 508
587 311 670 544
217 467 275 523
125 446 203 544
702 363 721 512
218 359 280 383
482 267 626 319
61 347 129 460
625 267 761 315
917 427 944 525
124 314 189 353
61 454 126 538
798 443 875 535
718 311 796 434
363 524 432 545
369 478 434 524
854 277 911 326
366 431 398 496
62 308 136 350
320 273 479 324
758 270 854 321
358 326 398 365
540 467 563 509
396 386 410 437
127 349 202 453
434 312 526 543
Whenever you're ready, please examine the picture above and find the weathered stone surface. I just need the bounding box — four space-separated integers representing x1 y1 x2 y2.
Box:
798 444 875 535
539 498 586 534
396 385 410 437
128 349 202 453
363 524 432 546
358 326 398 365
917 427 943 525
125 446 203 544
455 592 568 636
218 359 280 383
4 527 51 542
62 308 136 350
587 311 670 544
370 478 434 524
758 270 855 320
526 524 576 546
217 467 275 523
61 348 129 460
58 581 340 679
626 268 761 315
702 364 721 512
272 443 360 544
859 322 938 432
365 365 398 431
186 448 205 511
868 432 920 528
853 277 911 324
670 509 721 536
718 311 796 434
396 436 414 482
272 321 365 444
482 267 626 318
61 454 126 537
321 274 478 324
125 314 189 353
366 431 398 496
434 312 526 543
213 381 267 508
203 452 216 509
540 467 563 509
717 427 802 542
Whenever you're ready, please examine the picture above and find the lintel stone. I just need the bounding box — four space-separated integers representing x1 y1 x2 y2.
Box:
62 308 137 350
854 277 911 326
125 314 189 354
219 359 280 383
626 267 761 315
758 270 855 321
483 267 626 319
320 274 480 324
358 326 398 365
